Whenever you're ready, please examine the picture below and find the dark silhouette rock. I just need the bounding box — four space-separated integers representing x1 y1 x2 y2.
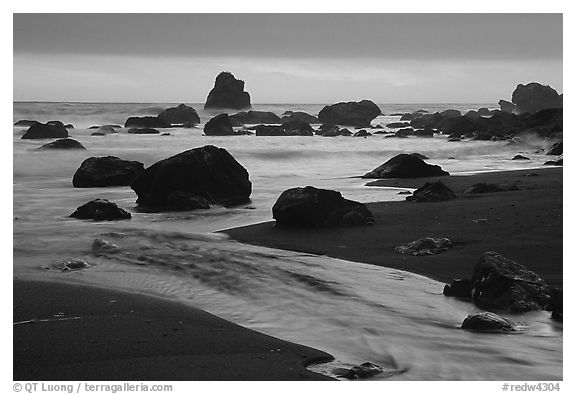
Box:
437 116 476 135
91 132 106 136
14 120 40 127
395 128 414 138
282 120 314 136
127 128 160 134
131 145 251 211
512 155 530 160
511 83 562 114
463 183 520 194
70 199 131 221
125 116 170 129
410 153 429 160
465 110 481 120
340 362 384 380
37 138 86 151
477 108 491 116
406 181 457 202
362 154 450 179
443 279 472 298
318 100 381 127
255 125 285 136
281 111 318 124
339 128 353 136
470 252 551 313
353 129 372 137
414 128 434 137
544 158 563 166
229 111 280 126
204 113 236 136
499 99 518 114
98 125 118 134
548 288 562 321
461 312 515 332
272 186 374 227
474 132 494 141
204 71 251 110
547 142 562 155
386 122 411 129
73 156 145 188
21 121 68 139
395 237 452 256
157 104 200 127
316 124 340 136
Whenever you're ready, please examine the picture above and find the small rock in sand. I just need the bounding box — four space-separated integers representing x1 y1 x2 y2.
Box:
395 237 452 256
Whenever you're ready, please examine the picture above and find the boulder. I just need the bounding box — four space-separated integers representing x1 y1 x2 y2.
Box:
72 156 145 188
511 155 530 161
98 125 118 134
406 181 456 202
511 83 563 114
127 128 160 134
474 132 494 141
477 108 491 116
463 183 520 194
21 121 68 139
353 129 372 137
14 119 40 127
386 122 411 129
316 124 340 136
499 100 518 114
255 125 285 136
410 153 429 160
318 100 381 127
204 71 251 110
548 288 562 321
461 312 515 332
470 252 551 312
362 154 449 179
229 111 280 126
440 109 462 118
130 145 251 211
443 279 472 298
204 113 236 136
37 138 86 151
437 116 476 135
543 158 563 166
282 120 314 136
70 199 131 221
547 142 562 155
272 186 374 227
414 128 434 137
394 237 452 256
124 116 170 128
339 128 353 136
157 104 200 127
91 132 106 136
395 128 414 138
280 111 319 124
340 362 384 380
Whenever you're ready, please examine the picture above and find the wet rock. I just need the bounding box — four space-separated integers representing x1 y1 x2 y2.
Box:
394 237 452 256
443 279 472 298
410 153 429 160
512 155 530 160
477 108 491 116
51 259 92 272
395 128 414 138
340 362 384 380
406 181 457 202
415 128 434 137
70 199 131 221
165 192 211 211
161 132 171 136
547 142 562 155
203 113 236 136
463 183 520 194
37 138 85 150
91 132 106 136
318 100 381 127
72 156 145 187
21 121 68 139
543 158 563 166
386 122 411 129
281 111 319 124
14 119 40 127
511 83 562 114
362 154 450 179
229 111 280 126
255 125 286 136
204 71 251 110
131 145 251 211
339 128 353 136
473 132 494 141
64 124 74 129
98 125 118 134
316 124 340 137
461 312 515 332
157 104 200 127
548 288 562 321
124 116 170 129
272 186 374 227
499 99 518 114
353 129 372 137
282 120 314 136
92 238 119 255
127 127 160 134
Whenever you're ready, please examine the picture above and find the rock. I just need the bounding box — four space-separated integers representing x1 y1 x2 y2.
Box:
98 125 118 134
165 192 211 211
362 154 450 179
72 156 145 187
316 124 340 136
130 145 251 211
339 128 353 136
280 111 319 124
395 128 414 138
512 155 530 160
394 237 452 256
548 288 562 321
21 121 68 139
318 100 381 127
14 120 40 127
544 158 563 166
372 124 383 129
414 128 434 137
443 279 472 298
499 99 518 114
353 129 372 137
91 132 106 136
70 199 131 221
254 125 285 136
547 142 562 155
474 132 494 141
410 153 429 160
448 136 462 142
386 122 411 129
465 110 481 120
470 252 551 312
92 238 119 256
203 113 237 136
406 181 457 202
127 128 160 134
161 132 171 136
340 362 384 380
229 111 280 126
157 104 200 127
511 83 562 114
125 116 170 128
440 109 462 118
400 112 422 121
461 312 515 332
37 138 86 150
204 71 251 110
64 124 74 129
50 259 91 272
463 183 520 194
477 108 491 116
272 186 374 227
437 116 476 135
282 120 314 136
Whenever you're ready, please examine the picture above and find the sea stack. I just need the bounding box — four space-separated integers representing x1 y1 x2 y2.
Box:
204 72 251 110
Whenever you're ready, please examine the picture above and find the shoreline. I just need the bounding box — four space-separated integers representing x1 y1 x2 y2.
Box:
223 167 563 287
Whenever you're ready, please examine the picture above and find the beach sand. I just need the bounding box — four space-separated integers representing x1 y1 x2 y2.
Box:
13 280 334 380
224 167 563 287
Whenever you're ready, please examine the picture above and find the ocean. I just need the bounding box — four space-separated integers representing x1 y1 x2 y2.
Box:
13 102 562 380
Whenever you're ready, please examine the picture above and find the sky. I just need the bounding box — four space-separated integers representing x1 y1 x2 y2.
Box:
13 14 563 104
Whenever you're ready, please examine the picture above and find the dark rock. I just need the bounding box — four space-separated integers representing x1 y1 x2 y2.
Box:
463 183 520 194
125 116 170 128
229 111 281 126
372 124 383 129
362 154 449 179
21 122 68 139
204 71 251 110
395 237 452 256
547 142 562 155
353 129 372 137
98 125 118 134
448 136 462 142
499 99 518 114
127 128 160 134
406 181 457 202
511 83 562 114
414 128 434 137
461 312 515 332
318 100 381 127
64 124 74 129
37 138 86 150
14 120 40 127
272 186 374 227
255 125 285 136
70 199 131 221
282 120 314 136
339 128 352 136
386 122 411 129
443 279 472 298
548 288 562 321
400 112 421 121
544 158 563 166
51 259 91 271
316 124 340 137
281 111 319 124
474 132 494 141
477 108 491 116
72 156 145 188
165 192 211 211
437 116 476 135
395 128 414 138
157 104 200 127
204 114 236 136
410 153 429 160
440 109 462 118
415 109 429 114
131 145 251 211
465 110 481 120
470 252 551 313
91 132 106 136
161 132 171 136
512 155 530 161
340 362 384 380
